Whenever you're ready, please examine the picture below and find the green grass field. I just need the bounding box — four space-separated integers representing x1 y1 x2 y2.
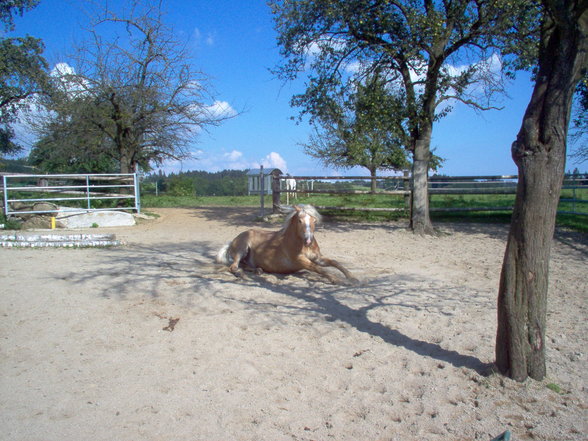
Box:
141 190 588 232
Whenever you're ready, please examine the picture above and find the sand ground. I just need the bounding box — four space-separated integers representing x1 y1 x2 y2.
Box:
1 207 586 441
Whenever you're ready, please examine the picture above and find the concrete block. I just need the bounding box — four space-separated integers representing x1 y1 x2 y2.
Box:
56 210 136 228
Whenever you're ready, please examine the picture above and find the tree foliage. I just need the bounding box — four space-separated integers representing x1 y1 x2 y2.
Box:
302 72 411 191
0 0 39 28
31 0 232 174
28 92 119 173
144 169 249 197
569 73 587 161
0 0 48 158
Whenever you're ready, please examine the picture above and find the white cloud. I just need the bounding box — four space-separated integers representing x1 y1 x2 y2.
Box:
158 148 251 174
51 62 75 77
50 62 91 98
224 150 243 161
205 100 237 119
259 152 287 172
193 27 215 47
158 150 289 175
443 53 502 79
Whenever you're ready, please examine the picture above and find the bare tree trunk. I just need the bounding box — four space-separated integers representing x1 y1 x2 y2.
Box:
410 127 434 235
370 168 377 194
119 150 132 174
496 1 587 382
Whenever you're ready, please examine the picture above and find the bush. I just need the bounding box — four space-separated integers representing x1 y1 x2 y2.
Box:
167 176 194 196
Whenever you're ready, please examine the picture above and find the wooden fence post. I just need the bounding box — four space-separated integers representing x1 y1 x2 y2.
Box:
272 173 281 214
259 165 264 218
403 169 411 213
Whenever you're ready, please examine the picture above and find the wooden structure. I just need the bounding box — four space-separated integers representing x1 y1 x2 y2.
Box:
247 168 282 195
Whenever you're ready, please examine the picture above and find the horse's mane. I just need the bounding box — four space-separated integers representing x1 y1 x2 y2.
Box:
281 204 322 231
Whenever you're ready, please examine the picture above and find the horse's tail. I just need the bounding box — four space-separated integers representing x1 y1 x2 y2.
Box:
215 243 230 264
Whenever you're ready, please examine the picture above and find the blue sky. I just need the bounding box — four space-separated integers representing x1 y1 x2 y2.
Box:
9 0 586 176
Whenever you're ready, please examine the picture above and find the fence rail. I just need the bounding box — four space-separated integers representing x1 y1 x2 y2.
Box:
269 173 588 217
2 173 141 216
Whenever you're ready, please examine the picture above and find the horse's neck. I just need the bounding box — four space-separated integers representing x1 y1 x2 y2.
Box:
282 219 305 248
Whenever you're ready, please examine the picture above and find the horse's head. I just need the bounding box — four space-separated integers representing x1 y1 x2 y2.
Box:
288 205 321 246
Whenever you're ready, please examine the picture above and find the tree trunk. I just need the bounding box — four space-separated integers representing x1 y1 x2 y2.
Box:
496 1 587 382
410 126 434 235
370 168 377 194
119 150 131 174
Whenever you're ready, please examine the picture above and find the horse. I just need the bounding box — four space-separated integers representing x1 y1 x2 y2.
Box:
285 177 297 204
216 204 358 285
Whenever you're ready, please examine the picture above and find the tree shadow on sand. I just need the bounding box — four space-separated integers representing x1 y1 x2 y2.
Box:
228 272 494 376
59 238 493 376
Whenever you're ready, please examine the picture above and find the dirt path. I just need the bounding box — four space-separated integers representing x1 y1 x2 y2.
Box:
1 208 586 440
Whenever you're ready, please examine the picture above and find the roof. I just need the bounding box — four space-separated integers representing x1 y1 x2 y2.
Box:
246 168 282 176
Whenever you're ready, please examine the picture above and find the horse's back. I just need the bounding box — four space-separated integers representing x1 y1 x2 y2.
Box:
231 228 275 248
230 228 303 273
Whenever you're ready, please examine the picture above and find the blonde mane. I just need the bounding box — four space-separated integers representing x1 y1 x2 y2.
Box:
281 204 322 231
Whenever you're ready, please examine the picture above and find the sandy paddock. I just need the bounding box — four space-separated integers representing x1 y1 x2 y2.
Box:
1 207 586 441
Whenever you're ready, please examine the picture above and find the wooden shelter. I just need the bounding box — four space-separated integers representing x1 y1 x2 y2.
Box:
247 168 282 195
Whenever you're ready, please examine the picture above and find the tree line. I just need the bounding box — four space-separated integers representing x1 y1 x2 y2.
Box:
143 170 249 197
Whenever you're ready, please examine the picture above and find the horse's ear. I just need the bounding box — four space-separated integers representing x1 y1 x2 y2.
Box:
294 205 301 212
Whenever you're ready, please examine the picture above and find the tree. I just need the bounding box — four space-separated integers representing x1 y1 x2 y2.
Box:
0 0 48 158
30 82 142 173
0 0 39 25
302 73 410 192
271 0 526 234
33 0 231 174
569 73 587 162
495 0 587 382
28 94 119 173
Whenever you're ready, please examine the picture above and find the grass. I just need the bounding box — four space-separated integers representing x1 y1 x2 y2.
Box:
142 194 263 208
546 383 563 394
0 213 22 230
141 192 587 232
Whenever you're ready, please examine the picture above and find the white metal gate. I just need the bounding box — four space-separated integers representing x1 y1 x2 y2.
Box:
2 173 141 215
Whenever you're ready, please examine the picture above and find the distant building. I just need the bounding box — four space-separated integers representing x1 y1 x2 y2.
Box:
247 168 282 195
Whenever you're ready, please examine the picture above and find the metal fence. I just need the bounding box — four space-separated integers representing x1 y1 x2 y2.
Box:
269 173 588 216
559 174 588 215
2 173 141 216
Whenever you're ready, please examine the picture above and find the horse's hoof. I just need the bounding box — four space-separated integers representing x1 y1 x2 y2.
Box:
342 276 360 286
231 268 244 278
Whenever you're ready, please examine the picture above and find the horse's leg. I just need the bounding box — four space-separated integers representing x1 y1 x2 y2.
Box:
296 256 343 284
241 262 264 275
229 247 264 277
227 246 248 277
314 256 359 285
228 254 243 276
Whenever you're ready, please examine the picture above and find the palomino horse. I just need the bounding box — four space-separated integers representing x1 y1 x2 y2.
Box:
216 204 358 284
